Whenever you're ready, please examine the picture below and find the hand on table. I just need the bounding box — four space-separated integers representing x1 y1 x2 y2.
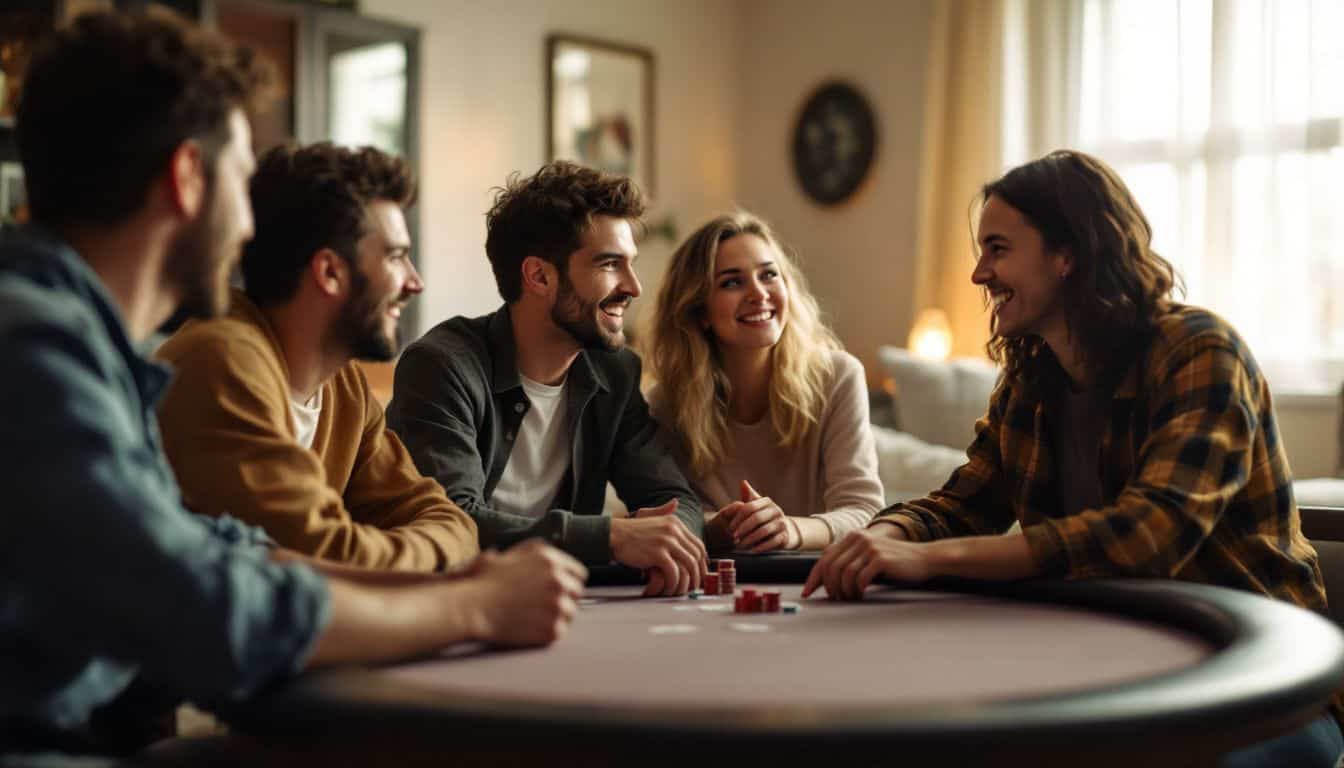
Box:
613 499 707 597
465 539 587 646
801 526 930 600
719 480 799 554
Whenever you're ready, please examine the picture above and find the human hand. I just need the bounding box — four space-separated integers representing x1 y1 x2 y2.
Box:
467 539 587 646
703 504 737 554
613 500 707 596
801 528 931 600
728 480 797 553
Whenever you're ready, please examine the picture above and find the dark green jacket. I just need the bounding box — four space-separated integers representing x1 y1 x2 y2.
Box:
387 306 702 563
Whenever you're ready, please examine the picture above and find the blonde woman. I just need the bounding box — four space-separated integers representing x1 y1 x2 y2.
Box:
644 212 883 553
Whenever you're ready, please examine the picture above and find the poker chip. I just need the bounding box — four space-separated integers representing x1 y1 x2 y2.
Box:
649 624 698 635
729 622 771 633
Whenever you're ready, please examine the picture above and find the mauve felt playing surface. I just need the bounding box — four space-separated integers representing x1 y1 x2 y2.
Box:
378 585 1212 709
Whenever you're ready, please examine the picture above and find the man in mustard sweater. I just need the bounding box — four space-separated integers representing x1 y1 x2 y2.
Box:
157 142 478 571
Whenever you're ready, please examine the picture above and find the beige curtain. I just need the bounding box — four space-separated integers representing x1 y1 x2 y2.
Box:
913 0 1081 358
912 0 1006 359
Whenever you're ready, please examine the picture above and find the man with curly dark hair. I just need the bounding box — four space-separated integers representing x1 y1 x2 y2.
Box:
388 160 708 596
156 142 480 572
0 12 583 761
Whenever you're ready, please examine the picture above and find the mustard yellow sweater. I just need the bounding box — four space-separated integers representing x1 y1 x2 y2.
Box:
156 292 478 571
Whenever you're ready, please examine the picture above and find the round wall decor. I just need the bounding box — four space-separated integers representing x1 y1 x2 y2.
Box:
791 81 877 206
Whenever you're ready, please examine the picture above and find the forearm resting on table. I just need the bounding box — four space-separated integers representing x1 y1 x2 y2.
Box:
871 520 1040 581
304 578 483 668
271 547 465 586
793 516 833 550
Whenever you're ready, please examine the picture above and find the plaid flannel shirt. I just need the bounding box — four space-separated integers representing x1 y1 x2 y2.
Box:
874 304 1327 615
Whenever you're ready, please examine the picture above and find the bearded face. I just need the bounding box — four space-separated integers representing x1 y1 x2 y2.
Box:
166 110 256 320
547 215 641 352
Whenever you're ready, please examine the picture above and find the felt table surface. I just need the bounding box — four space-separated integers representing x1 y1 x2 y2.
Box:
376 584 1212 709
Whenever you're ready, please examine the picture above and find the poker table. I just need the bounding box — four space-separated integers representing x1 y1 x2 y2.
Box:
220 554 1344 767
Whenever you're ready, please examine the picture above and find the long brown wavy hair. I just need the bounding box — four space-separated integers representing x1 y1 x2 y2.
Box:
643 212 839 477
979 150 1182 386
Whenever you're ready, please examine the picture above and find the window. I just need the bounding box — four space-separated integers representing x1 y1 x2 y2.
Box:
1071 0 1344 367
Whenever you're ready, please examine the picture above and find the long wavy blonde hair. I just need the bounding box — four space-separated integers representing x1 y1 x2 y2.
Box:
643 212 840 477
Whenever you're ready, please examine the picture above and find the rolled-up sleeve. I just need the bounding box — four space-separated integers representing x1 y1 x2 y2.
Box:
869 380 1017 541
199 513 277 549
0 318 330 703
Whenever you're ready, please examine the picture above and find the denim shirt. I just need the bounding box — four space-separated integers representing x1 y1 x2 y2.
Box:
0 233 330 750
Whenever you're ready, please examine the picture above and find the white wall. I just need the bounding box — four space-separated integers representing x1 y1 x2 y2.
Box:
734 0 936 385
361 0 937 386
361 0 743 336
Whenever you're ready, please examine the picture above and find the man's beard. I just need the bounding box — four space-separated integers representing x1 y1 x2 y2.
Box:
551 271 628 352
165 181 235 319
337 266 400 362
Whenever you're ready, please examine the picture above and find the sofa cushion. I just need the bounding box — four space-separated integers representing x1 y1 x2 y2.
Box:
876 346 999 451
1296 478 1344 511
872 425 967 506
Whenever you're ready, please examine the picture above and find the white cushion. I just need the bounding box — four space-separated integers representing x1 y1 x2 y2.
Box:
872 425 968 506
1295 478 1344 508
876 346 999 450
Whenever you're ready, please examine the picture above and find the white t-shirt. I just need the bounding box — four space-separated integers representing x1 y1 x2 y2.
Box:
290 388 323 450
492 375 571 518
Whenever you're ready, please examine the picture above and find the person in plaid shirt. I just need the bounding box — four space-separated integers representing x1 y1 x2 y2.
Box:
803 150 1339 767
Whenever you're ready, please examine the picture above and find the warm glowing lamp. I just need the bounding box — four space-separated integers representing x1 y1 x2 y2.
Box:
908 308 953 361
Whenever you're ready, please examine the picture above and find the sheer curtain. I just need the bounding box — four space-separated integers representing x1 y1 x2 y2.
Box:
1058 0 1344 381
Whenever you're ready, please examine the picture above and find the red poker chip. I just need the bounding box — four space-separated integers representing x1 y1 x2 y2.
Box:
704 573 720 595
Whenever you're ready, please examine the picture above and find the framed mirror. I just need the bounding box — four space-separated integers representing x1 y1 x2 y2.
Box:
547 35 654 197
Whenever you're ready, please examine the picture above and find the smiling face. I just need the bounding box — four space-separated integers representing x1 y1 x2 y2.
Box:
550 214 641 351
704 233 790 351
973 195 1071 341
335 199 421 361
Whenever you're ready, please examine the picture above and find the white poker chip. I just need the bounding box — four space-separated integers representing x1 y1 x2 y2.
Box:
648 624 699 635
729 622 772 633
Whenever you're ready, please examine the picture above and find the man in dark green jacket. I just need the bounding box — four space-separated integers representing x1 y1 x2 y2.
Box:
388 161 706 596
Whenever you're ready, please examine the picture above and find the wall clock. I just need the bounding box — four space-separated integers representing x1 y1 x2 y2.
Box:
791 81 877 206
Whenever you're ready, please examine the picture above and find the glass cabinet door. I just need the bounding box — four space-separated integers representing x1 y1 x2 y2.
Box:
309 11 420 336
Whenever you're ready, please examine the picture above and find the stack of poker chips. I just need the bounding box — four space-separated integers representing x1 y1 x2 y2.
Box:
733 588 785 614
704 572 720 595
716 559 736 596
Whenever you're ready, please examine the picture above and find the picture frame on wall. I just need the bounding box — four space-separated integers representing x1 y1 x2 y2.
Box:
547 34 655 198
